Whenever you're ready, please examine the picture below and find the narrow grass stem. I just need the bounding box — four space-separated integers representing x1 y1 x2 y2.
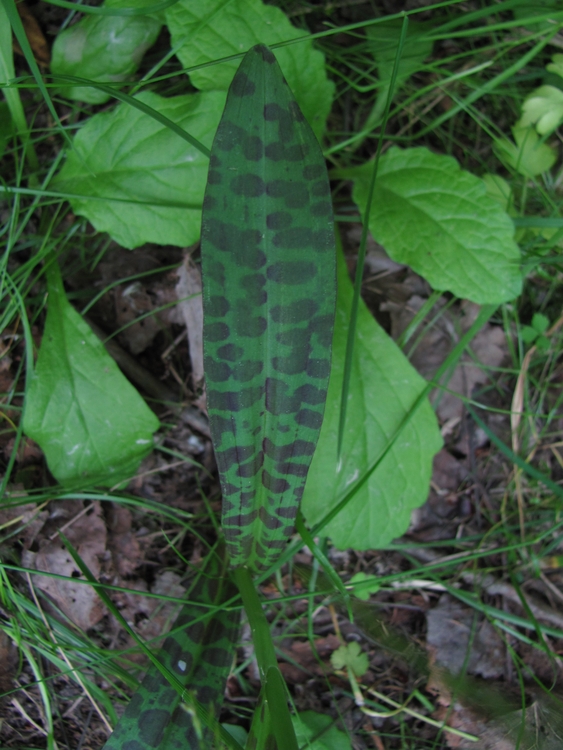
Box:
233 566 277 680
337 14 409 459
233 566 299 750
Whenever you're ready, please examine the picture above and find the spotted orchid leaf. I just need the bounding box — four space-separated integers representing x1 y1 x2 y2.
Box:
102 546 241 750
201 44 336 572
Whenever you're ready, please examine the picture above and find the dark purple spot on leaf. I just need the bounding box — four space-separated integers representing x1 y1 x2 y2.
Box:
237 451 264 478
265 142 285 161
231 71 256 97
206 295 229 317
276 505 297 518
234 360 263 381
256 45 276 64
216 121 246 152
204 357 231 382
266 179 308 208
259 506 281 530
201 647 230 667
285 143 307 161
218 445 255 469
240 491 254 508
223 509 258 526
264 102 283 121
262 470 290 494
138 709 168 747
231 174 265 197
273 227 313 249
210 154 221 168
273 350 309 376
205 322 230 342
265 377 289 416
206 259 225 285
296 408 323 429
212 386 264 412
203 194 217 211
295 383 326 405
311 180 329 197
123 741 144 750
309 314 335 347
311 201 332 217
267 261 316 285
307 358 331 379
276 461 309 477
266 211 292 230
243 135 264 161
207 170 221 185
217 343 244 361
234 315 267 338
271 298 318 324
303 164 325 180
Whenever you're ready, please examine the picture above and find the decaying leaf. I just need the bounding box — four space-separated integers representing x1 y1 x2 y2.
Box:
175 256 204 386
22 501 107 630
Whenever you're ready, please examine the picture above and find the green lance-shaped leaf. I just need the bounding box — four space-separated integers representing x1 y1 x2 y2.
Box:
23 258 159 486
201 45 336 572
102 546 240 750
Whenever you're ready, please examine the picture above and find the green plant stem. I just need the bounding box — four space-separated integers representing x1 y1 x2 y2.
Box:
233 566 298 750
233 566 277 680
0 2 39 172
336 14 409 459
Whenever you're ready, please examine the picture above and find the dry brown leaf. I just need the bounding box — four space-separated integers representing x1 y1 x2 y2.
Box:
426 594 505 679
22 501 107 631
14 1 50 66
106 504 142 578
279 635 340 684
0 631 17 703
0 500 48 549
384 296 508 424
110 571 186 662
175 256 204 385
114 281 162 355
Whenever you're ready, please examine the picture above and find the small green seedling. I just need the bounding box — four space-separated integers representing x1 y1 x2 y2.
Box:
521 312 550 350
349 572 380 601
331 641 369 679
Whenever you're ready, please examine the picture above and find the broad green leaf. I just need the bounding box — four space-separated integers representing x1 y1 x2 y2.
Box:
349 572 380 601
365 19 432 127
519 85 563 135
532 312 549 334
330 642 368 678
52 90 224 248
201 45 336 572
340 147 522 303
301 245 442 550
292 712 351 750
102 546 241 750
482 173 514 214
494 125 557 178
23 261 159 486
547 53 563 79
165 0 334 140
51 0 161 104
